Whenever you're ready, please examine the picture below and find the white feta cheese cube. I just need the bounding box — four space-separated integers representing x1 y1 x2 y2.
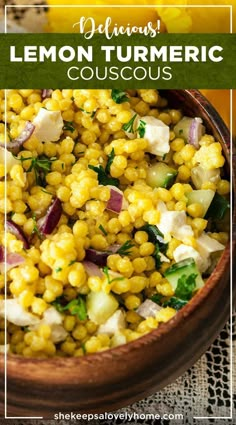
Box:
158 211 193 242
137 299 162 319
0 299 40 327
197 232 225 257
33 108 64 142
173 244 210 273
97 309 126 336
50 325 68 343
138 116 170 156
0 147 19 172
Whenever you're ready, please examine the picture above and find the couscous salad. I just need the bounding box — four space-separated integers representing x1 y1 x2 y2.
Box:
0 89 230 357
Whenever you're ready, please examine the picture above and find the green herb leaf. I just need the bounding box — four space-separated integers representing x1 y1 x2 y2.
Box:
150 293 163 304
163 297 187 310
116 240 134 256
63 121 75 132
55 267 62 273
53 296 87 320
99 224 108 236
140 225 168 254
81 342 86 354
88 164 119 187
137 120 146 138
68 259 76 266
41 188 54 195
66 297 87 320
122 114 137 133
175 273 197 301
79 107 96 117
52 297 66 313
105 148 115 174
111 89 129 104
14 155 56 186
32 213 43 240
103 266 124 285
153 244 161 269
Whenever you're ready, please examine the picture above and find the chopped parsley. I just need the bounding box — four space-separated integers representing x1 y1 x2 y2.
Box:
53 296 87 320
163 297 187 310
175 273 197 301
122 114 137 134
63 121 75 132
41 188 54 195
111 89 129 104
151 293 163 305
14 154 56 186
68 259 76 266
179 129 183 135
99 224 108 236
140 225 168 254
88 164 119 187
31 213 43 240
151 273 197 311
79 107 96 118
103 266 124 285
137 120 146 138
55 267 62 273
140 224 168 268
105 148 115 174
116 240 134 256
66 297 87 320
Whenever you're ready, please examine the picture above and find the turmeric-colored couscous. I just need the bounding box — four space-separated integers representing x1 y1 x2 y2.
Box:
0 89 229 358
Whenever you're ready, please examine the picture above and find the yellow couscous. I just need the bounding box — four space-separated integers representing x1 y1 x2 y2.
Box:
0 89 229 358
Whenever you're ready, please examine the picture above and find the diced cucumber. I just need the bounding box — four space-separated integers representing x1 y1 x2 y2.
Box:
191 165 220 189
205 192 230 220
186 189 215 217
86 291 118 325
146 162 178 189
164 257 204 292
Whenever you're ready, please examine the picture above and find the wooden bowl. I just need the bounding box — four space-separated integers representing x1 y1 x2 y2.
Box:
0 89 235 418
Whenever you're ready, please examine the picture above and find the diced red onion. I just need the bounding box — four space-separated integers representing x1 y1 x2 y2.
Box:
189 118 205 148
136 299 162 319
42 89 53 100
1 122 35 154
106 186 124 213
174 116 205 149
0 246 25 273
6 220 29 249
85 249 109 267
107 244 121 253
83 261 103 278
85 243 128 267
38 198 62 235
